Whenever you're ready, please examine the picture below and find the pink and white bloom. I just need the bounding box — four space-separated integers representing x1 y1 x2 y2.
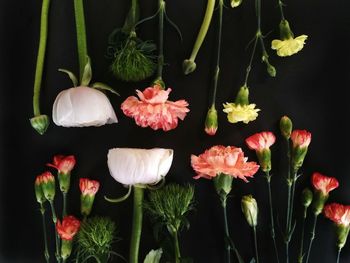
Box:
79 178 100 196
245 131 276 152
191 145 259 182
291 130 312 149
47 155 76 175
312 172 339 196
121 85 189 131
324 203 350 227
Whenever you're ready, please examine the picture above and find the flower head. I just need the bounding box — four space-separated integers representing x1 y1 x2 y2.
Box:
290 129 312 170
312 172 339 196
271 20 308 57
205 105 218 136
121 85 189 131
191 145 259 182
241 195 258 227
34 175 46 204
107 148 173 185
324 203 350 227
80 178 100 196
39 171 56 201
56 216 81 241
53 86 118 127
47 155 76 175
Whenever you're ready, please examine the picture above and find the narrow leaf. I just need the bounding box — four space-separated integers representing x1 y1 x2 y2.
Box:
58 69 78 87
92 82 120 96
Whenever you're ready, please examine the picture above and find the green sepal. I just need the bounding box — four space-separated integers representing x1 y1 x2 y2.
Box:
256 149 272 172
235 85 250 105
42 179 56 202
58 172 71 193
182 59 197 75
279 19 294 40
35 182 46 204
58 69 78 87
81 194 95 217
301 188 313 208
143 248 163 263
336 225 350 249
61 239 73 260
312 191 328 215
92 82 120 96
291 146 309 171
81 56 92 86
152 77 166 89
122 1 140 34
213 173 233 203
30 114 50 135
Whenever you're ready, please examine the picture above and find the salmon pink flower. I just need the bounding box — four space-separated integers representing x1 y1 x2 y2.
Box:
121 85 189 131
47 155 76 193
191 145 259 182
79 178 100 217
290 129 311 170
56 215 81 241
246 131 275 172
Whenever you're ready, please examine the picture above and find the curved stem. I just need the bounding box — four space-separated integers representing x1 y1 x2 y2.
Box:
265 173 280 263
156 0 165 79
337 248 341 263
298 206 308 263
40 205 50 263
211 0 223 106
222 201 231 263
74 0 88 80
63 192 68 217
244 36 258 86
104 185 132 203
173 231 181 263
187 0 215 62
253 227 260 263
305 214 318 263
49 200 62 263
129 186 144 263
33 0 50 116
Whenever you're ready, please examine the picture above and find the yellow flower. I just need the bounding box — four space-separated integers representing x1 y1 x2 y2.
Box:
223 103 260 124
271 35 308 57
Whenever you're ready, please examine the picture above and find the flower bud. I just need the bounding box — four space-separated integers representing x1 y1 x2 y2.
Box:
34 176 46 204
280 116 293 139
266 62 276 77
182 59 197 75
30 115 50 135
40 172 56 202
279 19 294 40
80 178 100 217
213 174 233 203
205 105 218 136
241 195 258 227
47 155 76 193
231 0 242 8
291 130 312 170
301 188 313 208
336 225 350 250
235 86 249 105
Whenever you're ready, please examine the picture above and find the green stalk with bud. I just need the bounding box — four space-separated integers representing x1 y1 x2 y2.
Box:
298 188 313 263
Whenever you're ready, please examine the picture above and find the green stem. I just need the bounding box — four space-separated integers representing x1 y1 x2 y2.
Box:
211 0 223 106
173 231 181 263
187 0 215 62
130 0 138 31
305 214 318 263
243 36 258 86
156 0 165 79
129 186 144 263
40 204 50 263
253 227 260 263
298 206 308 263
337 248 341 263
222 200 231 263
33 0 51 116
74 0 88 80
285 139 291 263
63 192 67 217
277 0 285 21
49 201 61 263
265 173 280 263
288 170 298 234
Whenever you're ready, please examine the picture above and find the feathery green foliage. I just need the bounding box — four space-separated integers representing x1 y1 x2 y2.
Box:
76 216 118 263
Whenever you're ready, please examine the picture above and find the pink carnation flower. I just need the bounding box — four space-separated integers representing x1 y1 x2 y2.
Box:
121 85 189 131
324 203 350 227
191 145 259 182
291 130 312 148
245 131 276 151
312 172 339 196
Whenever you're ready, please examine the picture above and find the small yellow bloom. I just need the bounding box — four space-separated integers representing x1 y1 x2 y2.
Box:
223 103 260 124
271 35 308 57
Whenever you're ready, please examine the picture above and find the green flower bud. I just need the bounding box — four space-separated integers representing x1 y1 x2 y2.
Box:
262 55 276 77
336 225 350 250
34 176 46 204
213 174 233 203
41 172 56 202
279 19 294 40
280 116 293 139
312 191 328 216
256 149 272 172
182 59 197 75
30 115 50 135
61 239 73 260
231 0 243 8
205 105 218 136
235 85 249 105
301 188 313 208
241 195 258 227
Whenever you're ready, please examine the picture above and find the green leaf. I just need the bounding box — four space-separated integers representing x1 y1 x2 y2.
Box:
58 69 78 87
143 248 163 263
92 82 120 96
81 56 92 86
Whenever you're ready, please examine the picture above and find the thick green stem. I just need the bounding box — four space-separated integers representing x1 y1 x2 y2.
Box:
298 206 308 263
187 0 215 62
265 174 280 263
63 192 67 217
40 205 50 263
337 248 341 263
222 200 231 263
33 0 50 116
305 214 318 263
130 0 138 31
253 227 260 263
211 0 223 106
74 0 88 80
129 186 144 263
49 201 61 263
156 0 165 79
173 231 181 263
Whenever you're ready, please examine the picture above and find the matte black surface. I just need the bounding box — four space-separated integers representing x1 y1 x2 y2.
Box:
1 0 350 262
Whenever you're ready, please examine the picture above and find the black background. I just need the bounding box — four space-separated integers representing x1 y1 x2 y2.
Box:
1 0 350 262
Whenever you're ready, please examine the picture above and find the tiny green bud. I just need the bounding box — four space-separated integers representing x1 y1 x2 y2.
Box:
30 115 50 135
301 188 313 208
213 174 233 203
280 116 293 139
235 85 250 105
205 105 218 136
182 59 197 75
241 195 258 227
